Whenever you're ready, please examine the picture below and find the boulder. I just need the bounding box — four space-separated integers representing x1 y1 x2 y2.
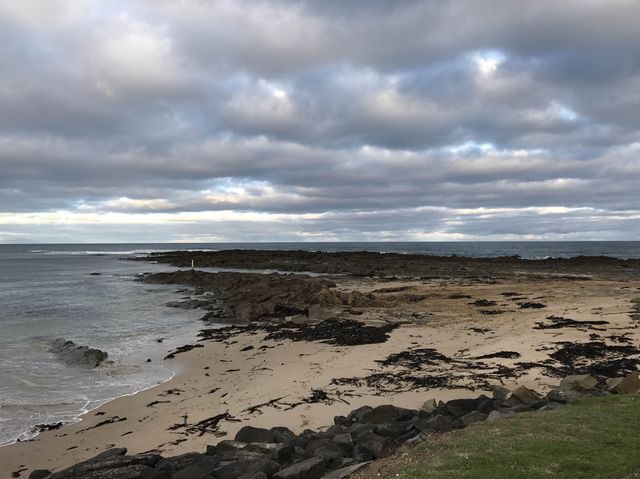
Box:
29 471 51 479
359 405 416 424
333 416 348 426
560 375 599 392
444 396 490 418
348 423 376 437
413 414 459 433
374 421 411 438
461 411 488 426
305 438 347 458
486 410 513 422
353 431 395 459
244 442 287 459
207 440 246 456
274 457 327 479
47 453 161 479
610 372 640 394
491 385 511 402
276 444 305 465
346 406 373 424
546 388 582 404
331 433 353 450
606 377 624 391
235 426 275 444
155 453 219 473
271 426 297 444
420 398 437 413
49 338 108 368
311 447 343 465
511 386 541 405
215 458 280 479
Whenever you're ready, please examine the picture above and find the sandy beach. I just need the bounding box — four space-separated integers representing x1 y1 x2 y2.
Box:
2 252 639 478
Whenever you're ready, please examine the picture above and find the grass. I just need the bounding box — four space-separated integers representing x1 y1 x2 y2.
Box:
387 395 640 479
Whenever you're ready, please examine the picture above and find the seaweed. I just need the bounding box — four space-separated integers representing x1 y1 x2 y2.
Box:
533 316 609 330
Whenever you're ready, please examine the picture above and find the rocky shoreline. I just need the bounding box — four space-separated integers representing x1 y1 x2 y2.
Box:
26 372 640 479
5 250 639 478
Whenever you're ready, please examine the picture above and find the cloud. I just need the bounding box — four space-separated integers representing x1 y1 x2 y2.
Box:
0 0 639 241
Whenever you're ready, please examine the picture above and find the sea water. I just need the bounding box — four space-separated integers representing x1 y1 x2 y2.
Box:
0 241 638 446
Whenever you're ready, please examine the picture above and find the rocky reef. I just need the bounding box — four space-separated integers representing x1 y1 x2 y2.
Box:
49 338 108 368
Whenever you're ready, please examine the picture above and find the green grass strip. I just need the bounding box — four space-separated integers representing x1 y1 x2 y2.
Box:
392 395 640 479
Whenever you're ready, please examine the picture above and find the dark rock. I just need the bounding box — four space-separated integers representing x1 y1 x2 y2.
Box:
271 426 297 444
155 453 219 473
353 431 395 459
305 438 347 458
331 433 353 450
276 445 305 465
413 414 459 433
345 406 372 424
207 440 246 455
445 396 490 418
292 429 322 449
274 457 327 479
47 453 161 479
511 386 541 405
214 450 268 463
359 405 416 424
396 428 420 443
49 338 108 368
29 471 51 479
235 426 275 444
347 423 376 437
547 388 582 404
461 411 488 426
214 458 280 479
92 449 128 461
374 421 411 438
244 442 286 459
311 447 344 465
324 425 348 437
333 416 348 426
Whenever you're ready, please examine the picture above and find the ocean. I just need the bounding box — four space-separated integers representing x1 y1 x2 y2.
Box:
0 241 638 446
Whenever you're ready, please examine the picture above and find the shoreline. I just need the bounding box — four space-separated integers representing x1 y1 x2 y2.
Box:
1 251 639 478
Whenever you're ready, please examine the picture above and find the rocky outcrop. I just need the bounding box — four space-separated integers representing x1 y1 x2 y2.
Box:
49 338 108 368
136 249 640 280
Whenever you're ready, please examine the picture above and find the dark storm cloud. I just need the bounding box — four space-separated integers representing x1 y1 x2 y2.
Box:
0 0 639 241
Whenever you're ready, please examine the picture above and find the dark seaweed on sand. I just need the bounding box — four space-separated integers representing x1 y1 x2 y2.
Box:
533 316 609 330
263 319 398 346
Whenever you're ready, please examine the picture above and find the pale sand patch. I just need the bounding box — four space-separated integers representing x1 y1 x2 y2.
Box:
1 277 638 478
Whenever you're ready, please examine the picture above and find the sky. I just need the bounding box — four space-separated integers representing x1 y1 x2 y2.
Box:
1 0 639 243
